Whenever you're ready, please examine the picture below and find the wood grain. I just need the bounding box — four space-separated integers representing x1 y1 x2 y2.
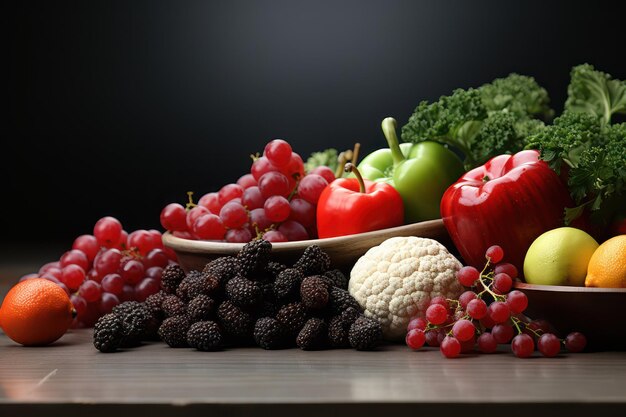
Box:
1 330 626 417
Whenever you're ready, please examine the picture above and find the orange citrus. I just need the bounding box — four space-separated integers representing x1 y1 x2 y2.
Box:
585 235 626 288
0 278 75 346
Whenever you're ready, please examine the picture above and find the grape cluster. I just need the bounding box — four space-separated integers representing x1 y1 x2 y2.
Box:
160 139 336 243
20 216 178 328
405 245 587 358
94 240 383 352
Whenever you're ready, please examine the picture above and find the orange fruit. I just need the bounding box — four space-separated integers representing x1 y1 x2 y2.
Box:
585 235 626 288
0 278 75 346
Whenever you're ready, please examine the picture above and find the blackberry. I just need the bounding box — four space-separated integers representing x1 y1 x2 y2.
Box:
276 302 308 336
162 295 186 318
93 313 124 353
111 301 144 318
117 302 153 345
187 294 215 322
144 291 166 321
161 264 185 294
237 239 272 277
328 287 362 316
186 321 223 351
265 261 287 277
349 316 383 351
225 276 262 308
327 307 361 348
297 318 328 350
217 300 254 339
294 245 330 275
158 315 191 348
322 269 349 289
300 276 329 310
203 256 241 285
253 317 287 349
257 279 276 303
274 268 303 301
201 274 221 295
258 301 279 318
176 271 205 302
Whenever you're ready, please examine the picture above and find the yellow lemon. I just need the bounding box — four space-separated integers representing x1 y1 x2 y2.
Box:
585 235 626 288
523 227 599 286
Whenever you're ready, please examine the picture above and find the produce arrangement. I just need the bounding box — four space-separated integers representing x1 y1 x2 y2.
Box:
1 63 625 360
92 241 383 352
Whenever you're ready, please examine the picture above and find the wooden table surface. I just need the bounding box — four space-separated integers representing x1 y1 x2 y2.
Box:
1 330 625 417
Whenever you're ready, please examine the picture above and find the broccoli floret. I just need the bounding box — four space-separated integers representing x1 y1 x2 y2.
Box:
565 64 626 125
401 74 552 169
305 148 339 173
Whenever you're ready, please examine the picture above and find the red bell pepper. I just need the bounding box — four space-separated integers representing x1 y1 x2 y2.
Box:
317 164 404 239
440 150 573 273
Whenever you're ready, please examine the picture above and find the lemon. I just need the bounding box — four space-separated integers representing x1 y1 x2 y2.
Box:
523 227 599 286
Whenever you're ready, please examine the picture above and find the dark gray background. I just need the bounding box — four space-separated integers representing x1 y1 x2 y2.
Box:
5 0 625 244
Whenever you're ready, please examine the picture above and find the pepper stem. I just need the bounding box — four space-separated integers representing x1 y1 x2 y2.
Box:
344 163 366 193
381 117 405 166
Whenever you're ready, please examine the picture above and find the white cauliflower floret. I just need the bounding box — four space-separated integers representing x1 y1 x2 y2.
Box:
349 236 463 340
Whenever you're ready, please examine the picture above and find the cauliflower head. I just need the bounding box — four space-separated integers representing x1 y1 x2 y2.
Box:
349 236 463 340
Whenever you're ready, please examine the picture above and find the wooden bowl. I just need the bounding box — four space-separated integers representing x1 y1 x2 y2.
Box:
163 219 451 274
514 283 626 350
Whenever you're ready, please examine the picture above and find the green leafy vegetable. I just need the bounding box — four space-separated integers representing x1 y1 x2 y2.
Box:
527 64 626 226
401 74 552 169
565 64 626 125
304 148 339 173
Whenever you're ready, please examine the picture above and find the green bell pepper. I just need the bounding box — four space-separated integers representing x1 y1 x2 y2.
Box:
357 117 464 223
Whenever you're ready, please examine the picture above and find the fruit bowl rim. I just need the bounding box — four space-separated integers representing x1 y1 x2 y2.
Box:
514 282 626 293
162 218 444 253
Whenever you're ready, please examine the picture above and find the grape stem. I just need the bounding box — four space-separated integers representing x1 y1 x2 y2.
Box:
476 258 504 302
185 191 197 210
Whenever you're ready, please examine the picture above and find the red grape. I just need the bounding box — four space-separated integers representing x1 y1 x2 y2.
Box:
128 230 161 255
251 157 278 181
173 230 195 240
511 334 535 358
460 335 476 353
564 332 586 353
135 278 159 302
79 280 102 303
310 166 336 184
145 266 164 282
218 183 244 205
440 336 461 358
39 261 60 274
19 273 38 282
120 259 144 285
289 198 315 227
486 245 504 263
429 295 449 309
198 193 222 214
72 235 99 262
467 298 488 319
264 196 291 222
237 173 257 189
425 304 448 325
457 266 480 287
280 152 305 188
488 301 510 323
241 186 264 210
120 285 134 302
480 314 496 329
477 332 498 353
493 273 513 294
249 208 273 233
264 139 293 167
492 323 514 343
94 216 123 247
101 273 124 295
193 214 226 240
459 290 477 309
160 203 188 231
70 294 88 316
407 317 427 331
99 292 120 314
494 262 518 279
88 268 102 283
258 171 291 198
262 230 288 242
278 220 309 241
538 333 561 357
60 249 90 271
452 319 475 342
219 202 248 229
225 228 253 243
406 329 426 349
297 174 328 204
42 267 62 280
116 230 129 250
143 248 169 269
425 329 440 347
61 264 86 290
506 290 528 314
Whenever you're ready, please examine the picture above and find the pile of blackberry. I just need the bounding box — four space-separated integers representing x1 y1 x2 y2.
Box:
93 240 382 352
